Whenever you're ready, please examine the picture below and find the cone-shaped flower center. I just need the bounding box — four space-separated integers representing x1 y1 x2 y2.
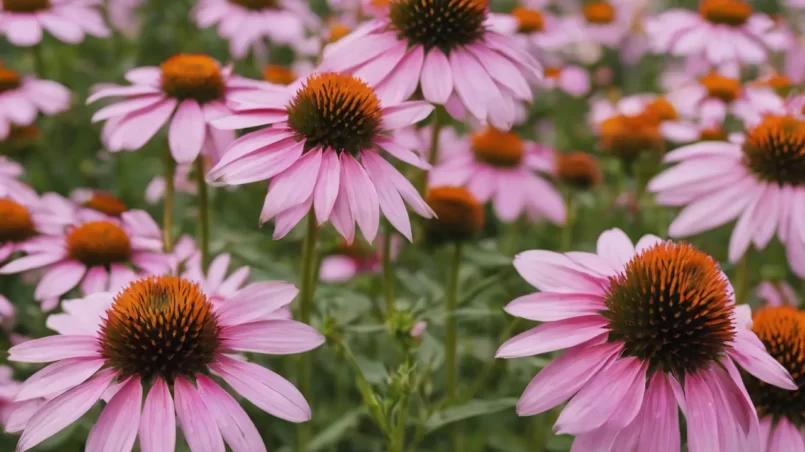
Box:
512 7 545 33
583 1 615 24
543 67 563 80
227 0 277 10
699 127 727 141
700 72 741 103
471 128 525 168
99 276 221 382
160 54 225 104
0 68 21 93
263 65 296 85
556 152 601 190
699 0 752 26
743 306 805 424
0 199 35 243
599 113 663 161
425 186 485 243
1 0 49 12
646 97 678 122
67 221 132 266
287 73 382 155
389 0 488 53
605 242 735 375
83 192 128 218
329 23 352 42
743 115 805 186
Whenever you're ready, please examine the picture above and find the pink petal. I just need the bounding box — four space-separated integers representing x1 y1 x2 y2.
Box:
495 315 610 358
374 45 425 106
9 335 100 363
504 292 605 322
0 252 66 274
420 49 453 104
374 136 430 170
259 148 321 223
91 95 164 123
125 67 161 86
80 266 110 294
449 48 489 121
210 139 304 186
769 418 805 452
360 151 434 219
196 375 267 452
319 255 359 282
684 371 720 452
352 41 407 87
216 282 299 327
465 43 532 101
174 377 225 452
211 128 295 170
211 110 288 130
596 228 635 269
663 141 742 162
6 15 43 46
108 98 178 151
139 378 176 452
272 198 313 240
34 260 87 300
85 377 142 452
221 320 325 355
342 154 380 243
211 354 311 423
636 373 681 452
668 178 759 237
15 357 105 402
313 149 341 224
169 99 207 164
513 250 606 295
381 101 435 130
729 331 797 390
362 150 412 241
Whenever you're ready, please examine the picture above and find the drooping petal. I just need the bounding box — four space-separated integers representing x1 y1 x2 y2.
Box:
684 371 720 452
169 99 207 164
139 378 176 452
174 377 225 452
196 375 267 452
420 49 453 104
85 377 143 452
729 331 797 390
636 373 681 452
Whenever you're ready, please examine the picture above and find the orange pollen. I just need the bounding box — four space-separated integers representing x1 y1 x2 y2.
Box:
0 199 35 243
160 54 225 104
599 113 663 161
425 186 485 243
544 67 563 80
0 68 21 92
646 97 678 122
758 74 793 97
67 221 132 266
699 127 728 141
371 0 390 7
700 72 741 103
742 115 805 186
99 276 221 381
556 152 602 189
471 128 525 168
699 0 752 27
263 65 296 86
227 0 277 10
583 1 616 24
606 241 735 375
329 23 352 43
83 192 128 218
512 7 545 33
1 0 50 12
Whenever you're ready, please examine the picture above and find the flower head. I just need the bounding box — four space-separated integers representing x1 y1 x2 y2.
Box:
0 66 70 139
497 228 796 449
319 235 403 282
318 0 542 131
424 186 485 243
0 156 35 203
556 152 602 190
9 272 322 452
0 0 110 46
208 72 436 242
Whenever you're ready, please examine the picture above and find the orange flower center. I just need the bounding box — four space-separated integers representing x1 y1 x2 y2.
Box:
471 127 525 168
287 73 382 155
599 113 663 161
329 23 352 43
263 65 296 85
699 127 728 141
0 199 35 243
389 0 488 53
99 276 221 382
512 7 545 33
700 72 741 103
425 186 485 243
744 306 805 423
160 54 225 104
67 221 132 266
226 0 277 10
606 241 735 375
1 0 50 12
543 67 563 80
645 97 678 122
0 68 21 93
556 152 602 190
757 74 793 97
742 115 805 186
83 192 128 218
699 0 752 27
583 1 615 24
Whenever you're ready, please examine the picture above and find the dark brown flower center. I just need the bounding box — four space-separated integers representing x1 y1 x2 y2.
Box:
1 0 49 12
0 199 35 243
605 242 735 375
471 128 525 168
699 0 752 27
512 7 545 33
389 0 488 53
99 276 221 382
286 73 382 155
583 1 615 24
160 54 225 104
425 186 485 243
742 115 805 186
83 192 128 218
556 152 602 190
67 221 132 266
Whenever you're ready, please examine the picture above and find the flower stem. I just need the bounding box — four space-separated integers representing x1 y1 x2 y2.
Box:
418 109 444 194
445 242 462 402
734 253 749 304
30 45 44 77
561 192 575 251
162 149 176 252
297 212 320 452
195 158 210 270
382 231 396 318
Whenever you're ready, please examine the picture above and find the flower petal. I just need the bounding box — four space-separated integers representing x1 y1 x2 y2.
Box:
221 320 325 355
496 315 609 358
196 375 267 452
9 335 99 363
85 377 142 452
139 378 176 452
174 377 225 452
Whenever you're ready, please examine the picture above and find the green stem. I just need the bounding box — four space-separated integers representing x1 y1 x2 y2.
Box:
296 213 320 452
195 158 210 270
445 242 462 401
734 253 749 304
561 192 575 252
502 218 522 256
31 45 44 77
418 110 444 194
464 318 520 401
162 150 176 252
382 231 396 318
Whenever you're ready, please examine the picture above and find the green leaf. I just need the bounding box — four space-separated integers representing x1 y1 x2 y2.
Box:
425 398 518 433
309 408 365 451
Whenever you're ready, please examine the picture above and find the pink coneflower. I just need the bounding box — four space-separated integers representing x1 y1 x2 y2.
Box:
87 54 265 164
0 157 35 203
320 235 402 282
646 0 778 64
107 0 145 38
560 0 635 48
756 280 798 307
208 72 435 242
497 228 796 449
429 127 565 224
0 365 43 434
9 274 323 452
509 3 573 52
0 65 70 139
537 65 591 97
0 0 109 46
193 0 319 60
0 196 42 263
317 0 542 131
648 107 805 277
0 209 170 305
